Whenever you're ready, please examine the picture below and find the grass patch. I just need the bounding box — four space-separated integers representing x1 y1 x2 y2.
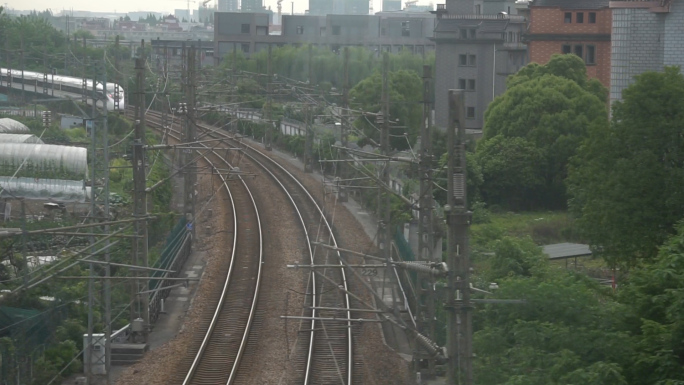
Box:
471 211 581 250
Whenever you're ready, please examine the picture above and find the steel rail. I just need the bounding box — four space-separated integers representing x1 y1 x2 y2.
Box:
197 123 354 384
140 108 264 385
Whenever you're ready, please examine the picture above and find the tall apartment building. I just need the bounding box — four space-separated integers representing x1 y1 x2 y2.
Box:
309 0 370 15
214 11 436 61
218 0 239 12
432 0 528 131
610 0 682 103
242 0 264 12
526 0 611 89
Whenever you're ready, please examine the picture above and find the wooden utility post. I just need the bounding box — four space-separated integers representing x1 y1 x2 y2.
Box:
132 52 150 342
446 89 473 385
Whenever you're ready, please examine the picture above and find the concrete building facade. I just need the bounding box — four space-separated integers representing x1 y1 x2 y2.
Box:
433 0 528 130
218 0 239 12
214 11 436 62
525 0 612 88
609 0 681 103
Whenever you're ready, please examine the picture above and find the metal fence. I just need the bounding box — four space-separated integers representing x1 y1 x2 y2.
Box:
148 218 192 325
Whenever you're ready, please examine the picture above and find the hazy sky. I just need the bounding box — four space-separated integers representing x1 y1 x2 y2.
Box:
5 0 396 17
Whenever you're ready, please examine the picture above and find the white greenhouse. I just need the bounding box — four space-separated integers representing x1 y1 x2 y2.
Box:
0 177 89 201
0 118 30 133
0 143 88 178
0 134 44 144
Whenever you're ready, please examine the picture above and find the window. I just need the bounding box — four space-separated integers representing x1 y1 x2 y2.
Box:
586 45 596 65
564 12 572 23
508 32 513 41
589 12 596 23
469 54 476 65
507 6 511 14
576 12 584 23
466 107 475 119
296 25 304 35
459 54 468 66
401 21 410 37
458 78 466 89
475 4 481 14
320 27 326 36
469 29 476 39
241 23 250 34
256 26 268 35
574 44 583 58
562 44 571 54
381 27 386 35
460 29 468 39
332 25 341 35
241 43 249 53
468 79 476 91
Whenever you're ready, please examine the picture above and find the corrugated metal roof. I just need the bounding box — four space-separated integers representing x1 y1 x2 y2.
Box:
531 0 609 9
542 242 592 260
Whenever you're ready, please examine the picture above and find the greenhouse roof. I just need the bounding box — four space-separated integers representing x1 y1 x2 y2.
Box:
0 177 89 201
0 134 44 144
0 118 30 133
0 143 88 177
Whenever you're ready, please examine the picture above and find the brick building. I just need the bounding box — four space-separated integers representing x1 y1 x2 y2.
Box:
525 0 611 89
610 0 681 103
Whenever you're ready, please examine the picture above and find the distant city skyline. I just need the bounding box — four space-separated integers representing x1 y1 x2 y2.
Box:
4 0 431 17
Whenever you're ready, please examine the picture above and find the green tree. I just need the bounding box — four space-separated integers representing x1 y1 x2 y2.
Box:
568 67 684 266
349 69 422 150
616 221 684 384
476 136 546 210
479 54 608 210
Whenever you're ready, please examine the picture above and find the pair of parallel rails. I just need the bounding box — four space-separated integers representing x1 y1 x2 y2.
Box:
135 107 357 385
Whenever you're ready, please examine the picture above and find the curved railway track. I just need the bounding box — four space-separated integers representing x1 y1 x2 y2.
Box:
140 107 360 384
193 121 360 384
133 107 264 384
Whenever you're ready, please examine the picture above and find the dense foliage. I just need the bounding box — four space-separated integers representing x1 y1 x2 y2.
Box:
568 66 684 267
478 54 608 210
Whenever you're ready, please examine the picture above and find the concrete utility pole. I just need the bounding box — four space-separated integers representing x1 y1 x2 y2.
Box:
20 37 25 103
184 45 197 236
337 47 350 202
264 44 273 151
446 89 473 385
416 64 436 378
132 52 150 342
82 36 87 104
304 103 313 173
114 36 121 112
378 52 394 307
42 37 48 95
101 64 112 385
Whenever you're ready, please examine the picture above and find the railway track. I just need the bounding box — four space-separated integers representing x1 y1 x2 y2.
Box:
193 121 361 384
133 107 264 384
139 106 360 384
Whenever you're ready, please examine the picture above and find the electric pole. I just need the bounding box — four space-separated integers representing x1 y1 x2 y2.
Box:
304 103 313 173
416 64 436 378
101 63 112 385
338 46 350 202
378 52 395 309
184 45 197 237
264 44 273 151
446 89 473 385
82 36 87 104
132 51 150 342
